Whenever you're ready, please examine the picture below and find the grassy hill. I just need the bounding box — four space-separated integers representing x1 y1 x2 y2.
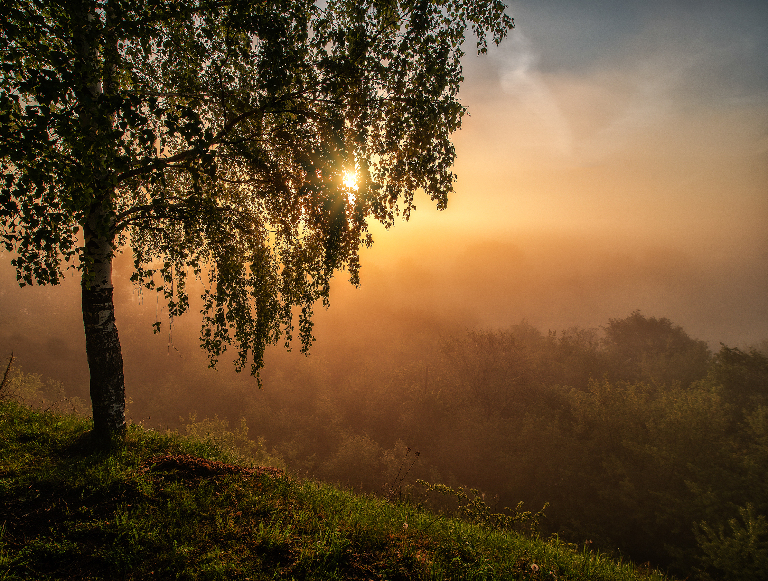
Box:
0 401 674 581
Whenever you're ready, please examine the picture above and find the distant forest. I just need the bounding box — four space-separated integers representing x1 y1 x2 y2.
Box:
9 311 768 579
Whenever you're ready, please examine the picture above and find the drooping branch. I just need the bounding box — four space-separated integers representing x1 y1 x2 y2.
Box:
114 198 189 230
115 102 268 183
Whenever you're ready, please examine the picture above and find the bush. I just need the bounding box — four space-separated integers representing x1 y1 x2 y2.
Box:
694 504 768 581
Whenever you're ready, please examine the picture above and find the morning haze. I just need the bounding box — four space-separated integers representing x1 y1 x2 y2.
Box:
353 0 768 346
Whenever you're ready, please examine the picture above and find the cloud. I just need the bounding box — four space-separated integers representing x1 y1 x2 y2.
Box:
494 32 575 160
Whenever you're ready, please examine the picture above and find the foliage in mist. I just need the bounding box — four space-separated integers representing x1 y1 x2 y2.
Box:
694 504 768 581
179 412 284 469
127 313 768 578
0 354 88 415
13 312 768 579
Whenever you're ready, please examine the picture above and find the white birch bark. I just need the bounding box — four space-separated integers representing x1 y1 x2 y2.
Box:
76 0 127 443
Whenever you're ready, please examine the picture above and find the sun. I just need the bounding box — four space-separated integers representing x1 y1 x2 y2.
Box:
342 170 359 191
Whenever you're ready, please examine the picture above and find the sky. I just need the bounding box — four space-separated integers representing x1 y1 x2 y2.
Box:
320 0 768 348
1 0 767 394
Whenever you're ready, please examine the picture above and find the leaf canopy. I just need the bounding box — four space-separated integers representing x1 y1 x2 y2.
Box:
0 0 513 375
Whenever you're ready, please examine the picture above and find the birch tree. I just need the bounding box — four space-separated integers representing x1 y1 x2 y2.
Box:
0 0 513 444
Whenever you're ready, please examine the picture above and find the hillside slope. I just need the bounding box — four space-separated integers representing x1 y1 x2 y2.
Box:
0 401 673 580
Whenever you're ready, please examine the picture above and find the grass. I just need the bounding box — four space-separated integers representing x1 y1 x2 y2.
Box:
0 401 675 580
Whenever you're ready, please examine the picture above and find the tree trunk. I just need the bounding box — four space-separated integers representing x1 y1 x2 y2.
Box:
82 213 126 444
72 1 126 444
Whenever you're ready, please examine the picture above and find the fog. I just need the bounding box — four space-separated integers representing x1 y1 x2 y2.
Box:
1 216 765 404
3 0 766 385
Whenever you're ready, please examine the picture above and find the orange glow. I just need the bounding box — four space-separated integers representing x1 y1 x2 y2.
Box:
342 171 358 191
343 170 358 205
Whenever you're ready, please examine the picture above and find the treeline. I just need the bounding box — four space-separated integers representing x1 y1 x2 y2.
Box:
8 312 768 579
187 312 767 578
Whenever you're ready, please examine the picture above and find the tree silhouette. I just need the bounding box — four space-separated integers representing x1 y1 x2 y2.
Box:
0 0 513 443
602 311 710 387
